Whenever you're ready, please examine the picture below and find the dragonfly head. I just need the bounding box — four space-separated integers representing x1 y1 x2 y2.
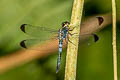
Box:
62 21 70 28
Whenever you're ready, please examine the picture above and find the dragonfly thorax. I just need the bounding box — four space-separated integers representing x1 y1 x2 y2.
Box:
58 29 64 40
58 22 70 40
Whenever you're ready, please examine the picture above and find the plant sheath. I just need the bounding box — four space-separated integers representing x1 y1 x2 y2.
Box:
64 0 84 80
112 0 118 80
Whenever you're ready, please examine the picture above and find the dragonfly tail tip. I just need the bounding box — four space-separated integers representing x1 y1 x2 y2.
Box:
56 65 60 73
56 68 59 73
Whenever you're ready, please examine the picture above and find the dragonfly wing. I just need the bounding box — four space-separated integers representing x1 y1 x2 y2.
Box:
20 39 59 50
20 24 58 39
67 33 99 46
79 33 99 42
20 39 42 49
78 33 99 46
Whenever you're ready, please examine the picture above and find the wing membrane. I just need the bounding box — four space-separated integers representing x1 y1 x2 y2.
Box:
20 39 59 50
20 24 58 39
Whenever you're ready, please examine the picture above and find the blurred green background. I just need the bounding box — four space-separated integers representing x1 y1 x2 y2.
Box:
0 0 120 80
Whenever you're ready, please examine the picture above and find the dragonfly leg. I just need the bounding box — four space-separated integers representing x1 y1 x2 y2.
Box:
67 35 76 46
68 24 81 32
69 27 75 31
64 38 68 45
68 31 78 36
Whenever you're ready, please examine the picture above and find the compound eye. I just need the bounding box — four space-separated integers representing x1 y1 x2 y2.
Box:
62 21 70 27
66 21 70 25
62 22 65 27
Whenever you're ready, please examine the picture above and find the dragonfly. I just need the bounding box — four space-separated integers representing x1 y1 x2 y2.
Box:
20 16 104 73
20 21 73 73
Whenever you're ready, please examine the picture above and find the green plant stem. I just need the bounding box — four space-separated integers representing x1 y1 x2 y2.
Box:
64 0 84 80
112 0 118 80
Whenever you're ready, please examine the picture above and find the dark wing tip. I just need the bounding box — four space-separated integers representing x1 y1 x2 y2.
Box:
20 40 27 48
92 34 99 42
96 16 104 25
20 24 27 33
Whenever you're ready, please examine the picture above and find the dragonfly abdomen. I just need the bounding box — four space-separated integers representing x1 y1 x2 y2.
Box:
56 40 63 73
59 41 63 53
56 22 69 73
56 52 62 73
